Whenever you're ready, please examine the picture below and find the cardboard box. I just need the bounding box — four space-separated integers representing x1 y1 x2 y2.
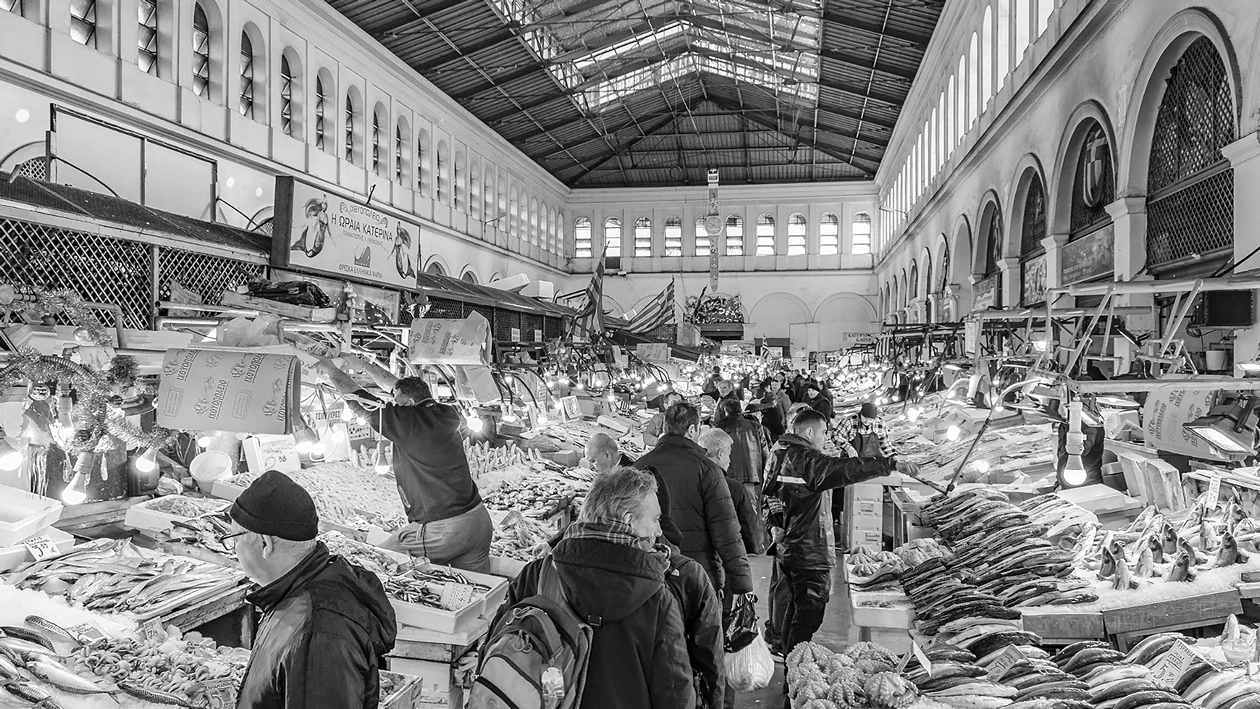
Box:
408 314 491 365
220 291 338 323
157 349 300 435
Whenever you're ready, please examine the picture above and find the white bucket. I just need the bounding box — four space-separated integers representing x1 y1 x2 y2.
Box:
1206 350 1228 371
190 450 233 490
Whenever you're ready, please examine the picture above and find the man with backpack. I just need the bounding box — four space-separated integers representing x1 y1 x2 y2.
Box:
473 467 695 709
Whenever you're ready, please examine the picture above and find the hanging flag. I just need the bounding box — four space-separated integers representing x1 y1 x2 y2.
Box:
572 248 606 335
626 280 675 334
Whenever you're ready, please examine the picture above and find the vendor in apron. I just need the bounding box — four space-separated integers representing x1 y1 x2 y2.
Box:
841 403 896 460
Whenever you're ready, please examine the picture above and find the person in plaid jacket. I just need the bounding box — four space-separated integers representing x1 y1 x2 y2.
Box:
834 403 898 460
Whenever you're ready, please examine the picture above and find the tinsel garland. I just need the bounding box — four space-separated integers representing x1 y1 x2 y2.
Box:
0 350 172 453
2 287 112 346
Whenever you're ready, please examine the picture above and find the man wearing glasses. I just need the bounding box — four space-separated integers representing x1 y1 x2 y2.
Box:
317 357 493 573
225 470 397 708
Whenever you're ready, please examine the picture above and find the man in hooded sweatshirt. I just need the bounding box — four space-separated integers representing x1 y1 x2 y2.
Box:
504 467 696 709
227 470 397 709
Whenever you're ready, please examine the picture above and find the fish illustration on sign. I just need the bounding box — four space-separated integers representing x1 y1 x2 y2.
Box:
392 223 417 279
291 196 331 258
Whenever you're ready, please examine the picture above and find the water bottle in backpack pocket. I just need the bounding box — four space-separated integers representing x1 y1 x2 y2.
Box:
468 561 596 709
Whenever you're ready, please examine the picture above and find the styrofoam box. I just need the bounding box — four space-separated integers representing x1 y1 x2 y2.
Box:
852 603 915 629
390 568 509 634
208 478 247 502
0 489 63 548
0 527 76 572
850 529 882 548
385 657 452 699
124 496 229 534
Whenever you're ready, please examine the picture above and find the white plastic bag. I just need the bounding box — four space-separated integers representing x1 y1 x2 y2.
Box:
724 630 773 692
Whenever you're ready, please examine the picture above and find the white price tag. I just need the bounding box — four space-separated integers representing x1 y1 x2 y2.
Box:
68 622 105 642
1149 641 1202 686
439 582 479 610
1207 475 1222 510
22 535 57 560
912 641 933 677
986 646 1026 681
140 619 166 644
199 676 237 708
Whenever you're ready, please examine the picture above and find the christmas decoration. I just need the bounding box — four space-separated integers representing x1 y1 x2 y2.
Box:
0 286 112 346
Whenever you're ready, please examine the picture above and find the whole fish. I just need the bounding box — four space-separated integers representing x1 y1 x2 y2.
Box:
1111 559 1138 591
1213 532 1250 567
1201 517 1221 552
118 680 199 707
0 637 59 660
1124 633 1190 666
1202 680 1260 709
1166 551 1195 582
1100 546 1118 579
0 627 54 652
1135 545 1156 578
1148 534 1166 564
28 659 114 695
2 682 65 709
22 617 78 647
1162 524 1179 555
1184 668 1246 704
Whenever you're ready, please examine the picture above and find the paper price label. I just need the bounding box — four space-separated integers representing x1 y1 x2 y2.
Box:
68 622 105 642
140 619 166 644
987 646 1026 681
199 676 237 708
440 582 479 610
1207 475 1222 510
22 535 57 560
1150 641 1201 686
912 641 933 677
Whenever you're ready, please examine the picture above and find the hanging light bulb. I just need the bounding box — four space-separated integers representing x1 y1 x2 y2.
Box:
606 392 616 403
972 459 991 474
1062 455 1089 487
133 446 158 474
373 439 391 475
465 411 484 433
945 424 962 442
293 427 318 455
62 454 93 505
905 407 922 423
537 412 550 425
0 438 22 472
340 406 355 422
196 433 213 448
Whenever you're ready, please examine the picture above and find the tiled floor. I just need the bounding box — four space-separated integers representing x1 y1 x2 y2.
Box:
734 554 854 709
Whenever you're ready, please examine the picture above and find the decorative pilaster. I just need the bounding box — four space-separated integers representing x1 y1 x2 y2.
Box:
1222 131 1260 372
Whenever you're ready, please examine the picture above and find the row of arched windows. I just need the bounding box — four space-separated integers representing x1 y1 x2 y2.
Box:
881 0 1056 242
572 213 871 259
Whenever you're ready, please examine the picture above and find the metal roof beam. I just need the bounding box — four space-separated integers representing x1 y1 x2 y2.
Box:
373 0 486 37
523 0 616 27
567 105 693 185
820 9 932 49
406 30 518 72
819 47 917 81
712 96 877 174
702 78 897 130
814 75 903 106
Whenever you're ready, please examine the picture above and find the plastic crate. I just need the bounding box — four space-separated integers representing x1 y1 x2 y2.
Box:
0 489 63 548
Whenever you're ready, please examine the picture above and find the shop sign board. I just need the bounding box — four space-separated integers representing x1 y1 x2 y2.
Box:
1021 254 1047 304
272 176 421 290
636 342 670 362
973 276 998 311
1061 224 1114 285
1142 383 1230 461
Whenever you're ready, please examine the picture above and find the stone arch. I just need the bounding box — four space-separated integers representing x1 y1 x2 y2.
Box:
1008 153 1049 256
898 269 908 307
459 267 478 284
239 21 268 122
1050 100 1118 233
279 46 303 135
951 215 974 307
1120 8 1241 195
920 246 934 299
602 295 625 317
749 292 810 339
815 293 877 322
973 190 1003 274
424 254 451 276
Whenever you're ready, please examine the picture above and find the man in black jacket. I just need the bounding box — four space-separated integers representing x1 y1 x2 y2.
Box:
636 403 753 600
229 471 397 709
762 410 912 655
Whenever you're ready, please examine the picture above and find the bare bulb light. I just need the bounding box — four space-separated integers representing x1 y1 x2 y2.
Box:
133 447 158 473
62 454 93 505
0 439 22 472
905 407 922 423
946 425 962 442
1062 455 1089 487
197 434 213 448
465 413 484 433
293 427 318 455
972 459 990 474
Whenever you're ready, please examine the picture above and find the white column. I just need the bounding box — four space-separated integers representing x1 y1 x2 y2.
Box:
1223 131 1260 371
997 257 1019 308
1104 196 1152 371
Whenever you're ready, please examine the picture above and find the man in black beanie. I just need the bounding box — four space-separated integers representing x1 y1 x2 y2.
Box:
228 470 397 709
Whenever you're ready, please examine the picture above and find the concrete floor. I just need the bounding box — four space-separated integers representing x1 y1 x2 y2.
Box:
734 554 854 709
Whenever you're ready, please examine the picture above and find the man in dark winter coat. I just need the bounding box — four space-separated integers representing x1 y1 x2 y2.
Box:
762 411 913 654
698 428 761 556
713 399 771 549
229 471 397 709
803 383 833 420
636 403 753 599
505 468 696 709
662 540 725 709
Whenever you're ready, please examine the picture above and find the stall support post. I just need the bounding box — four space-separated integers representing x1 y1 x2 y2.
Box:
1223 131 1260 374
1105 197 1153 374
997 258 1019 313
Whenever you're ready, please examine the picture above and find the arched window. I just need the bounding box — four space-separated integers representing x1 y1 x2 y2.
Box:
981 6 994 106
726 215 744 256
1020 174 1047 304
344 93 358 164
138 0 158 76
852 213 872 255
946 77 955 157
416 129 430 195
455 153 467 213
940 242 951 292
604 217 622 258
820 213 840 255
461 271 478 284
997 0 1010 91
575 217 593 257
968 33 979 123
664 216 682 256
787 213 807 255
239 32 256 118
529 198 538 245
756 214 776 255
394 123 405 184
70 0 97 47
436 142 449 203
694 217 711 257
1146 37 1236 274
910 262 919 299
1069 121 1114 245
279 55 294 136
634 217 652 257
426 262 445 277
957 56 967 139
1037 0 1053 35
984 209 1003 278
314 74 328 151
192 4 211 99
370 108 383 175
1015 0 1031 61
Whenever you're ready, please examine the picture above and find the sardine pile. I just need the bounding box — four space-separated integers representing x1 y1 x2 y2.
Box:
490 510 556 561
143 495 230 518
482 474 581 518
225 462 407 532
5 539 245 620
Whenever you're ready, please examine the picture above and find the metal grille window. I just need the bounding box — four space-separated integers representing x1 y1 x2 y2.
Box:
756 214 775 255
1 0 22 15
238 33 255 118
70 0 96 48
694 217 711 257
1021 175 1047 256
603 217 621 258
726 215 744 256
574 217 592 257
314 77 326 151
664 217 682 256
192 4 211 99
158 248 266 308
416 136 427 194
137 0 158 76
852 213 872 254
634 217 652 257
394 127 403 183
984 210 1002 277
1069 122 1114 239
279 56 293 136
910 263 919 299
344 96 356 164
820 213 839 255
371 111 381 175
787 213 807 255
940 244 950 291
1146 37 1236 272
